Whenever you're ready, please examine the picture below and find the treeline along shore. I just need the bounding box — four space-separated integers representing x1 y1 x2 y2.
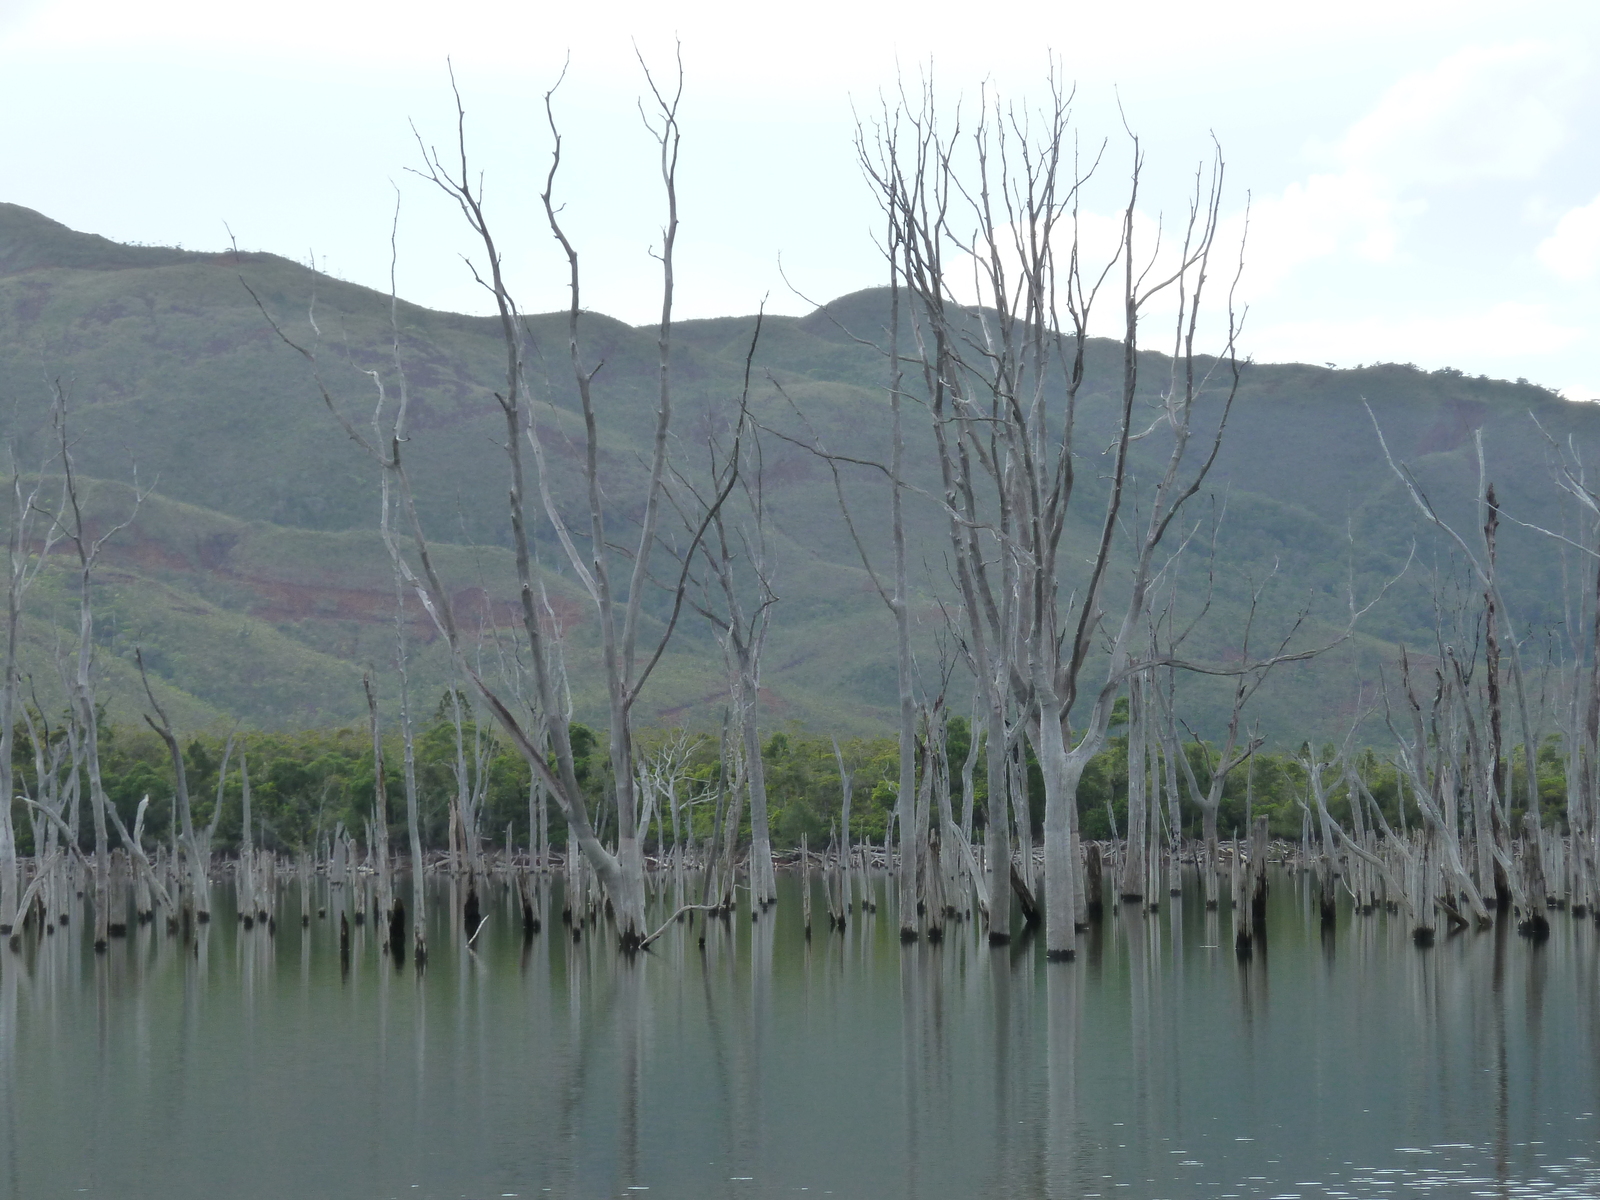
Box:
6 706 1570 872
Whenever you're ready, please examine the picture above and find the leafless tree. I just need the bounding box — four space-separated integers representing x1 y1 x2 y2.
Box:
13 695 72 941
260 55 743 948
0 444 62 934
138 652 229 926
684 400 779 909
389 557 427 962
1164 571 1306 907
1374 416 1553 928
51 384 147 949
862 71 1245 958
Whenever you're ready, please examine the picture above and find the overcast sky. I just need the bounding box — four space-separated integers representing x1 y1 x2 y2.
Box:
2 0 1598 397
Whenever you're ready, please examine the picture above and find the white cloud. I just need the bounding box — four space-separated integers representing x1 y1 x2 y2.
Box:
0 0 1510 80
1338 41 1577 188
1233 171 1417 296
3 0 1596 383
0 0 46 33
1538 193 1600 281
825 37 1594 346
1232 41 1583 300
1558 382 1600 403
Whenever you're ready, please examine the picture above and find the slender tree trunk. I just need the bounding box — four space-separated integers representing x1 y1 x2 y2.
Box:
887 271 919 944
832 739 854 919
1120 674 1148 899
984 693 1012 942
741 663 776 908
0 480 34 934
239 752 255 925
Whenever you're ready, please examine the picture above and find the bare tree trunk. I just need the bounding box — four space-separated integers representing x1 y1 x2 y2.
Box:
1034 681 1079 957
717 725 747 912
983 694 1011 942
800 834 812 938
886 264 920 945
0 468 59 934
54 392 142 952
915 716 943 941
740 665 776 908
959 699 980 843
831 739 854 920
447 687 481 932
1250 815 1270 935
391 574 425 963
239 752 255 925
362 676 394 939
1120 674 1149 899
931 710 961 918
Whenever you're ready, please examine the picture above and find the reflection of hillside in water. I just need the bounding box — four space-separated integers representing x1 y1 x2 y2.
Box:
0 868 1597 1198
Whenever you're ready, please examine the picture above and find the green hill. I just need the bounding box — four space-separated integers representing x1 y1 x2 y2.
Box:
1 201 1591 743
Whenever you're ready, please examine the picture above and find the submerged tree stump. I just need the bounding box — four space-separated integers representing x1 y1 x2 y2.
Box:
1249 818 1270 937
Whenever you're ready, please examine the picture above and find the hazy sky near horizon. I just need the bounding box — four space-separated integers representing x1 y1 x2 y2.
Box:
2 0 1599 397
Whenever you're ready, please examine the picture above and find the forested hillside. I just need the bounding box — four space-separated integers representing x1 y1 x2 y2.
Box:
1 201 1592 743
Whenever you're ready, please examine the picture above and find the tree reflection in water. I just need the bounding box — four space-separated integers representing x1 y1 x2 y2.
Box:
0 867 1596 1198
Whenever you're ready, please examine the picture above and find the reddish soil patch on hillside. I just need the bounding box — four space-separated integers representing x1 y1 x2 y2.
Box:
97 526 585 644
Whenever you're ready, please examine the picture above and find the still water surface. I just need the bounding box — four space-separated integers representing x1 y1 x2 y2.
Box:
2 872 1597 1200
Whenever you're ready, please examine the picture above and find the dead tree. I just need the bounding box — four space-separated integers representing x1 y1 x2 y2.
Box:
52 387 145 950
637 731 695 918
687 418 780 909
1527 421 1600 919
863 73 1245 958
1386 646 1498 927
1166 575 1306 908
0 458 61 934
832 739 853 919
238 752 256 924
420 56 739 948
759 119 926 940
138 652 230 926
1121 669 1152 900
256 58 745 949
787 186 924 941
387 568 426 963
16 697 71 937
362 675 397 940
1373 419 1545 917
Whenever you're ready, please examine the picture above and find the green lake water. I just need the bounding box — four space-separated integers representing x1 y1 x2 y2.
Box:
1 869 1596 1199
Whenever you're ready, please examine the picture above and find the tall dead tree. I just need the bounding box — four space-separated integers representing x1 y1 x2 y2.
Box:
260 57 742 948
687 405 779 909
1374 418 1547 920
389 557 426 962
0 458 61 934
139 650 231 927
51 387 147 950
864 73 1244 958
1528 422 1600 919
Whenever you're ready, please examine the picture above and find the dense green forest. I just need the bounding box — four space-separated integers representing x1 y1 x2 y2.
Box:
13 702 1569 860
